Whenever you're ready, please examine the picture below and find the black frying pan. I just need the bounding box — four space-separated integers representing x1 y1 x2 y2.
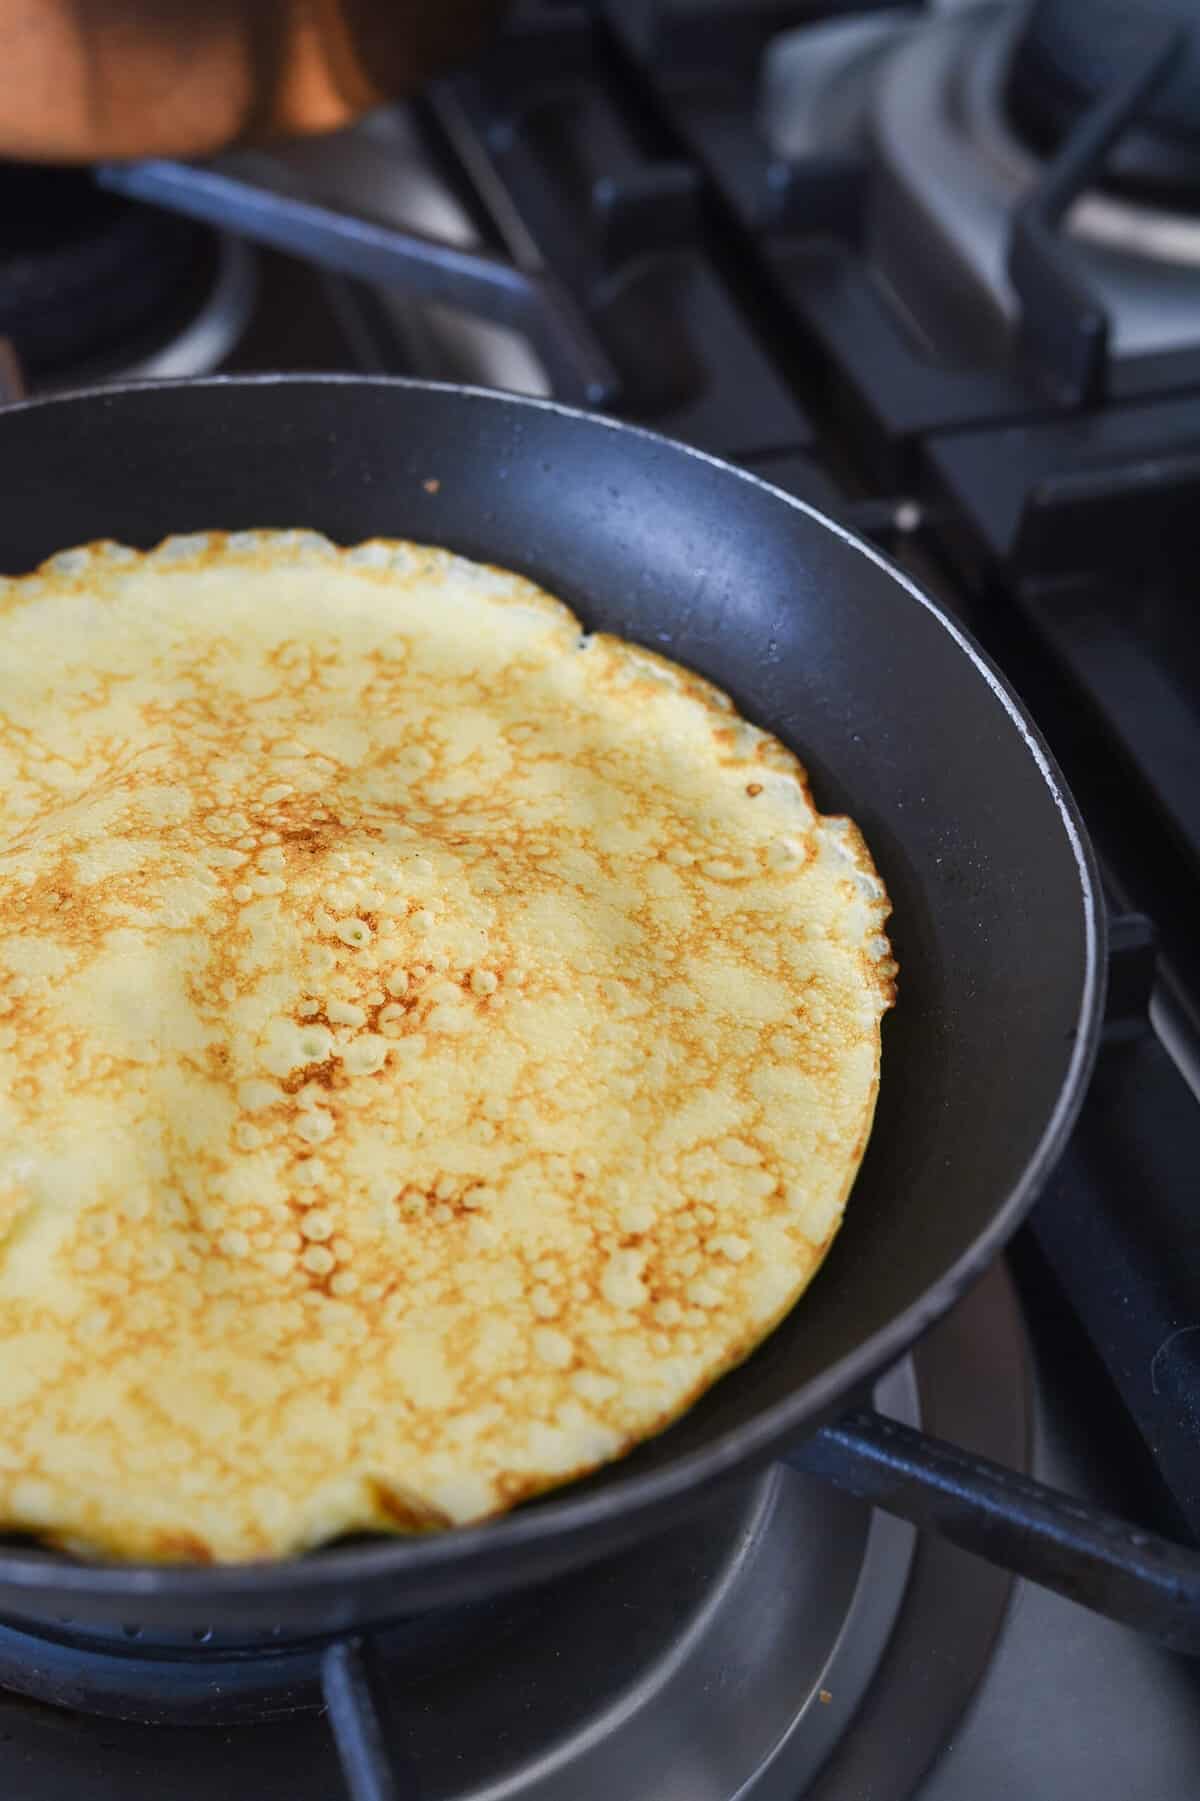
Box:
0 378 1117 1646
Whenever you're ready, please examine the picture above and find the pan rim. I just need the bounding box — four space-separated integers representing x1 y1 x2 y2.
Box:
0 374 1106 1603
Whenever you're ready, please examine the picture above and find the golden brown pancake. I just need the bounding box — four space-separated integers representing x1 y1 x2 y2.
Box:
0 531 894 1563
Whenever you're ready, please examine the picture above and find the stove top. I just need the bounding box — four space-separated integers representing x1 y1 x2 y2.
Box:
765 4 1200 365
3 1 1200 1795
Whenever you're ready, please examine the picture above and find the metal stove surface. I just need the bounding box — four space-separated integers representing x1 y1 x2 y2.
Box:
764 2 1200 366
921 1255 1200 1801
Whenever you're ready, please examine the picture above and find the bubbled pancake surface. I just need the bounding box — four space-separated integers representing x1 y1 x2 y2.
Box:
0 531 895 1563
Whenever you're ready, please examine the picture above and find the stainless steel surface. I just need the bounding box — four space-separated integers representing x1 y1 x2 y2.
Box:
265 109 550 397
247 107 550 398
15 233 258 395
922 1257 1200 1801
964 11 1200 270
763 4 1200 361
99 155 611 406
760 12 921 159
1152 985 1200 1106
875 9 1200 356
117 237 259 383
503 1368 915 1801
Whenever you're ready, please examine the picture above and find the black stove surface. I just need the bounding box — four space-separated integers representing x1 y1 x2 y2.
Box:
4 1 1200 1795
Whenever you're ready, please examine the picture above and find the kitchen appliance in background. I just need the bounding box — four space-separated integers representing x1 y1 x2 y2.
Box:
2 2 1200 1796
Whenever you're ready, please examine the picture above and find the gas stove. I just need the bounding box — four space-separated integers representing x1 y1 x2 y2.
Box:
3 1 1200 1796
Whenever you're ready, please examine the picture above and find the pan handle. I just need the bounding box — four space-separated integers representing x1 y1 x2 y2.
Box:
322 1635 420 1801
790 1407 1200 1654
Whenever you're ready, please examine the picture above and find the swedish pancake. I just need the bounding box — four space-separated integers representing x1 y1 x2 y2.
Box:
0 530 894 1562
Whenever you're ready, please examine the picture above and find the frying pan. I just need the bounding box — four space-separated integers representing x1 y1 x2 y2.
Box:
0 374 1139 1654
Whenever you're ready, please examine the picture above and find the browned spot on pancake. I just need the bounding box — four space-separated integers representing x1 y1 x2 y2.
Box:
370 1481 451 1532
279 1059 340 1095
152 1531 215 1564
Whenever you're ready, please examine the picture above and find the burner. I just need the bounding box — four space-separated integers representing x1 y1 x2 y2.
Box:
762 6 1200 368
1005 0 1200 202
0 1591 532 1725
0 1449 914 1776
0 164 256 388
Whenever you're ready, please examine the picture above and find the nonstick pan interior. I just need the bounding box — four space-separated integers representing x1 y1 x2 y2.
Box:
0 378 1103 1632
